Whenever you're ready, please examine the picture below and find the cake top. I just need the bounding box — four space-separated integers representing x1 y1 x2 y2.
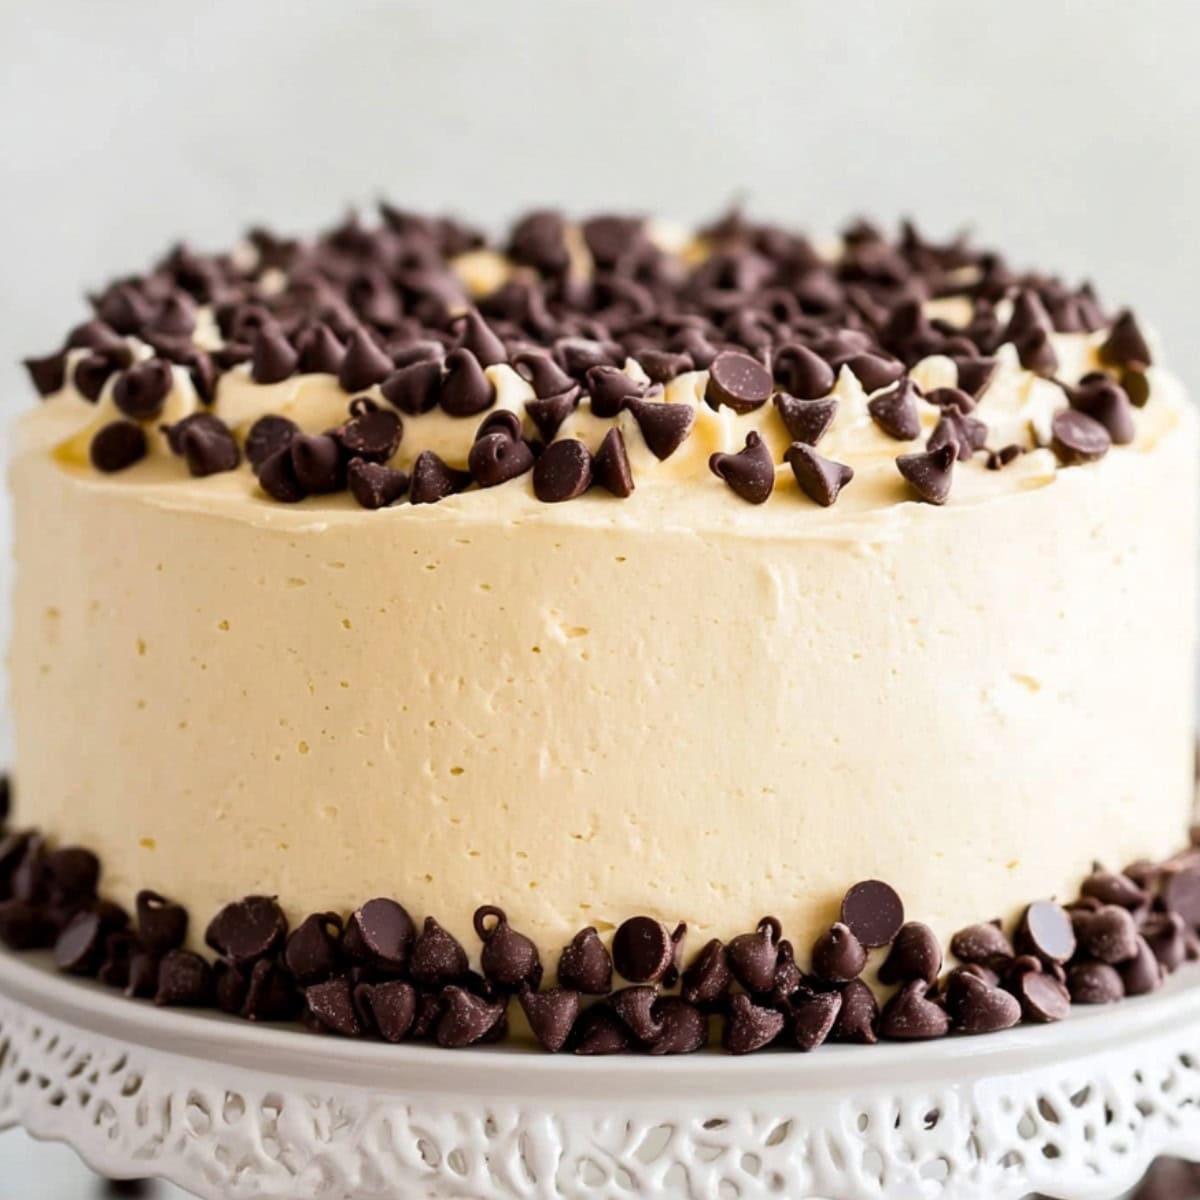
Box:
21 206 1171 514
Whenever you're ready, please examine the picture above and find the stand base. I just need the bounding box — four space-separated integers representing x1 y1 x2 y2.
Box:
1 952 1199 1199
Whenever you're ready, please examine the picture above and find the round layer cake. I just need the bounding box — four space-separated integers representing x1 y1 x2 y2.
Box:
8 210 1197 1042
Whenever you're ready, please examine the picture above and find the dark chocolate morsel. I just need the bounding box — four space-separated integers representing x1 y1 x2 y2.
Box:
952 357 998 398
305 976 364 1037
896 442 955 505
1015 900 1077 964
409 916 469 988
557 926 613 995
790 989 842 1051
410 450 470 505
258 445 307 503
338 406 403 463
241 958 299 1022
1014 966 1071 1023
54 910 105 975
645 997 707 1055
927 407 988 461
625 397 695 460
23 351 66 397
1064 374 1135 444
1141 911 1187 972
90 421 148 473
295 323 346 375
245 414 299 472
706 350 773 414
878 922 942 985
284 912 343 985
774 394 838 446
572 1004 631 1055
381 359 442 414
113 359 174 421
125 951 159 999
347 459 409 510
773 343 835 399
0 898 54 950
518 986 581 1053
1051 408 1110 465
950 920 1013 964
867 379 921 440
456 308 508 368
533 438 593 502
46 846 99 900
841 880 905 948
514 350 576 399
1081 868 1149 910
680 938 731 1007
1067 961 1125 1005
251 327 299 384
612 916 679 984
440 348 496 417
154 949 214 1007
879 980 950 1041
290 433 344 494
586 365 644 417
592 428 635 497
1161 867 1200 927
786 443 853 507
474 905 542 991
830 978 879 1044
355 979 418 1042
1100 309 1153 367
179 419 241 478
610 984 663 1043
469 430 535 488
136 890 188 957
943 967 1022 1033
722 993 785 1055
337 328 394 392
205 896 287 966
709 431 775 504
525 390 580 442
1120 936 1164 996
810 922 867 983
727 916 784 994
342 898 415 974
436 985 507 1048
1077 905 1139 964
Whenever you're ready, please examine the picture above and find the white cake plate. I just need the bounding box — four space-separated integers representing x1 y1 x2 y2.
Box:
0 952 1197 1200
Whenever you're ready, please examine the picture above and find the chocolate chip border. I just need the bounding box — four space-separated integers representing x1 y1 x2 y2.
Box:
0 776 1194 1054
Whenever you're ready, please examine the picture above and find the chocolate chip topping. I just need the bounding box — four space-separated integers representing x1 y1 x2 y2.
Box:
381 359 442 414
592 429 635 497
1013 965 1071 1023
879 980 950 1041
342 898 415 973
840 880 905 948
533 438 593 502
1100 309 1153 367
586 365 644 418
927 406 988 461
773 344 835 400
469 429 535 489
810 922 866 983
830 978 879 1045
90 421 147 473
356 979 417 1043
54 910 105 975
250 327 299 385
1016 900 1077 964
245 414 299 471
952 357 998 399
1064 373 1135 444
290 433 344 494
305 977 363 1037
896 442 956 505
410 449 470 505
177 417 241 478
877 921 942 985
709 431 776 504
136 890 188 957
680 938 731 1007
786 443 854 507
625 397 694 460
518 986 581 1053
1163 867 1200 926
1076 905 1140 964
205 895 287 965
338 405 403 463
525 391 580 442
257 446 307 503
1067 961 1125 1005
1051 408 1111 465
155 949 214 1008
437 986 508 1048
557 926 613 995
474 905 542 991
944 967 1022 1034
440 348 496 417
867 379 921 441
706 350 773 414
347 460 409 509
790 989 842 1051
295 323 346 376
409 915 469 988
645 997 707 1055
113 359 173 421
611 916 684 985
774 394 838 446
455 308 508 368
23 351 66 397
337 328 394 393
723 993 785 1055
284 912 343 985
950 920 1013 965
1121 936 1164 996
727 916 783 994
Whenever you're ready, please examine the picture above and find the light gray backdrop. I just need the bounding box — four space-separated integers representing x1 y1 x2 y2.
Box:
0 1 1197 1189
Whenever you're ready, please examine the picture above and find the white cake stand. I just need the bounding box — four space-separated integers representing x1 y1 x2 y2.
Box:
0 951 1197 1200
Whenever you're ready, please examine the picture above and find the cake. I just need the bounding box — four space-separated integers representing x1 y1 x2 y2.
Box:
6 207 1197 1052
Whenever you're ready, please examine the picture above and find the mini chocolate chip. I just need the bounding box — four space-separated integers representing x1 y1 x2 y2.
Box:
258 446 307 503
786 443 854 507
469 430 535 488
706 350 773 414
74 351 124 402
525 390 580 442
1014 327 1058 376
572 1004 631 1055
409 916 469 987
638 349 694 384
0 899 54 950
1067 961 1125 1005
440 348 496 416
1100 309 1153 367
586 365 644 417
790 989 842 1051
1014 966 1071 1023
774 394 838 446
773 343 835 399
927 407 988 461
1121 936 1164 996
455 308 508 367
1015 900 1077 964
514 349 576 398
896 442 955 505
769 939 803 1004
1121 364 1151 408
436 985 507 1048
680 938 731 1007
54 910 105 975
339 406 403 462
1064 374 1135 444
155 949 213 1007
830 978 879 1044
113 359 173 420
97 930 136 989
709 431 776 504
867 379 921 440
45 847 99 901
125 950 159 999
1162 867 1200 927
610 984 662 1042
284 912 343 985
943 967 1022 1033
381 360 442 414
90 421 147 473
250 327 299 384
519 986 581 1053
612 916 683 984
475 905 542 991
342 898 415 974
295 323 346 375
557 926 613 995
1081 868 1148 911
645 997 707 1055
878 922 942 985
337 328 394 392
879 980 950 1041
245 414 299 471
476 409 523 442
1078 905 1140 964
205 896 287 965
23 351 66 397
925 385 977 413
986 444 1023 470
179 419 241 478
136 890 188 956
355 979 417 1042
1051 408 1110 465
305 977 364 1036
951 921 1014 965
727 916 783 994
625 397 695 460
241 958 298 1021
409 989 443 1041
290 433 344 494
592 428 635 497
951 357 998 398
842 353 905 393
841 880 905 948
722 993 785 1055
410 450 471 505
1142 912 1187 972
347 459 409 509
533 438 593 502
810 922 866 983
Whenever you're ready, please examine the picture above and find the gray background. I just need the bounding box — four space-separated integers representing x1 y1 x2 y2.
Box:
1 0 1198 1192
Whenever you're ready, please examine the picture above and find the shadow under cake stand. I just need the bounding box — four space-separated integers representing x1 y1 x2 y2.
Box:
0 951 1196 1200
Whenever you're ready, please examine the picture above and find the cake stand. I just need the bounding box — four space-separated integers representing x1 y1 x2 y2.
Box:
0 952 1198 1200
